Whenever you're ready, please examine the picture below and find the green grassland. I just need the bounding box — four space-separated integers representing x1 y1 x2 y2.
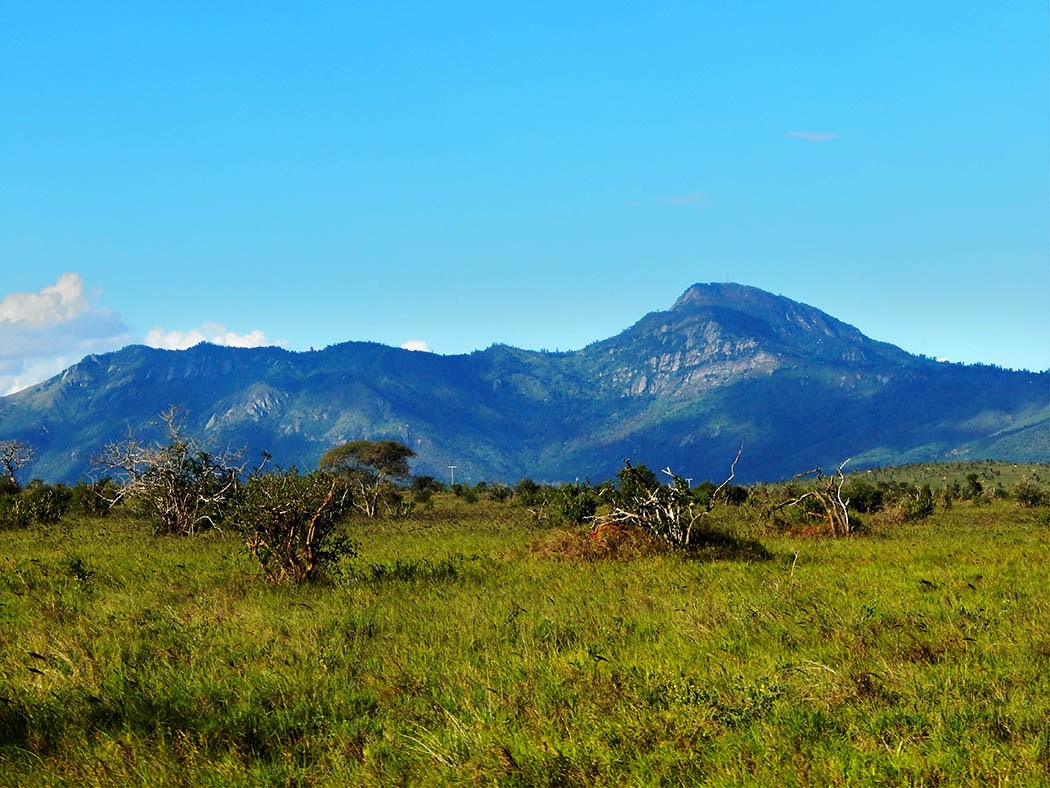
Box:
1 491 1048 785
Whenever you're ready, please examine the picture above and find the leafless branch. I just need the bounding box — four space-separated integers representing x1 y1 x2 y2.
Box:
0 439 35 488
91 408 245 534
593 447 745 549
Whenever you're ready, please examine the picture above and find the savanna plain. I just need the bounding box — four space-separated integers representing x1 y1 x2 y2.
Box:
1 463 1048 786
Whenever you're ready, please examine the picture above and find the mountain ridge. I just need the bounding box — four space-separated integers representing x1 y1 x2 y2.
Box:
2 283 1046 484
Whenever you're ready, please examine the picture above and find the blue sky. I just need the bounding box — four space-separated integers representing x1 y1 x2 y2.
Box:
2 2 1047 394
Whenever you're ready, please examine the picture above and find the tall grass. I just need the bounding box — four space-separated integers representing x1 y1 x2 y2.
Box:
1 498 1047 785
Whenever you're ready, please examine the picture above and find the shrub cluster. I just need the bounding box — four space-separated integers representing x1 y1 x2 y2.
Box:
235 470 358 584
0 481 72 528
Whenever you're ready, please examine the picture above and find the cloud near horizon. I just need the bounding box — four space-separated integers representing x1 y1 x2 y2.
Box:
400 339 432 352
144 323 273 351
0 273 133 395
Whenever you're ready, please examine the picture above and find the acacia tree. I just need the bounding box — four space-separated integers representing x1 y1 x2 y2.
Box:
0 439 34 490
92 407 243 535
317 439 415 517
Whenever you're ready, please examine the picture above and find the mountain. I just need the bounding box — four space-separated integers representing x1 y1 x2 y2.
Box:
1 283 1047 484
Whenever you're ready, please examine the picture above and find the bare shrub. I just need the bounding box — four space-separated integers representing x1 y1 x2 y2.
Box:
768 460 853 536
0 439 34 489
590 449 742 549
92 407 243 535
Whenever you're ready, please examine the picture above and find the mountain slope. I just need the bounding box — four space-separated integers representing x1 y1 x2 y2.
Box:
1 283 1046 484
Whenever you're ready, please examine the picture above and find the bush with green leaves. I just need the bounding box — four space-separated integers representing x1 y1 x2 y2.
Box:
551 483 598 525
1012 478 1047 508
0 493 30 529
612 461 661 509
410 475 444 505
962 473 984 500
21 482 72 524
903 484 936 521
513 478 542 506
69 479 119 517
485 482 512 502
237 470 358 584
844 480 885 513
592 458 741 548
0 482 72 528
318 439 414 517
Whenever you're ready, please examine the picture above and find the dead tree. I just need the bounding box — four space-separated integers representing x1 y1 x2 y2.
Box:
0 439 34 489
92 407 244 534
769 459 852 536
591 447 742 549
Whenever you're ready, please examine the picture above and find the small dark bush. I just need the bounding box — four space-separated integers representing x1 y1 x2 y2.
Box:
452 484 478 504
0 495 31 529
514 478 541 505
845 480 885 514
0 483 72 528
70 479 118 517
552 484 598 525
411 475 445 494
486 483 512 503
22 483 72 524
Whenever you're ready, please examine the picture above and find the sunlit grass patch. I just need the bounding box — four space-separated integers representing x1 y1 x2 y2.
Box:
0 500 1047 784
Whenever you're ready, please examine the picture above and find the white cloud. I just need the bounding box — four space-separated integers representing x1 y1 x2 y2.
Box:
0 273 132 395
0 272 89 325
0 275 280 396
144 322 271 351
400 339 432 352
784 131 840 143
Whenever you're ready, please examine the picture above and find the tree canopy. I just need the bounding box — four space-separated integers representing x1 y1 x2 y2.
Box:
317 439 415 518
318 439 415 480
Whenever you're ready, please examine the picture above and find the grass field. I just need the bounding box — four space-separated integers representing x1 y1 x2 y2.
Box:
1 495 1048 785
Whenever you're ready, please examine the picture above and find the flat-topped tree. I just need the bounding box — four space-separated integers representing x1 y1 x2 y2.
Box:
318 439 415 517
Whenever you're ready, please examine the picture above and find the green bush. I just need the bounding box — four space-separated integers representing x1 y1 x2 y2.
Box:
552 483 598 525
1012 479 1047 508
0 494 31 529
0 483 72 528
903 484 936 521
21 483 72 524
514 478 542 506
486 482 512 502
69 479 118 517
844 480 885 513
236 470 357 584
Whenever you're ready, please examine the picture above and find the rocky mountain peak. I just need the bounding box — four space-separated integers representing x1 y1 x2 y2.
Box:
1 284 1045 484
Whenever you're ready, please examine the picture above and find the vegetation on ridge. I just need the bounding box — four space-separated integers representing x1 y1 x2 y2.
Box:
2 283 1046 485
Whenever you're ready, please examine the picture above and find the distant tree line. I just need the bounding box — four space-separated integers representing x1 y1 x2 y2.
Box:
2 417 1048 582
